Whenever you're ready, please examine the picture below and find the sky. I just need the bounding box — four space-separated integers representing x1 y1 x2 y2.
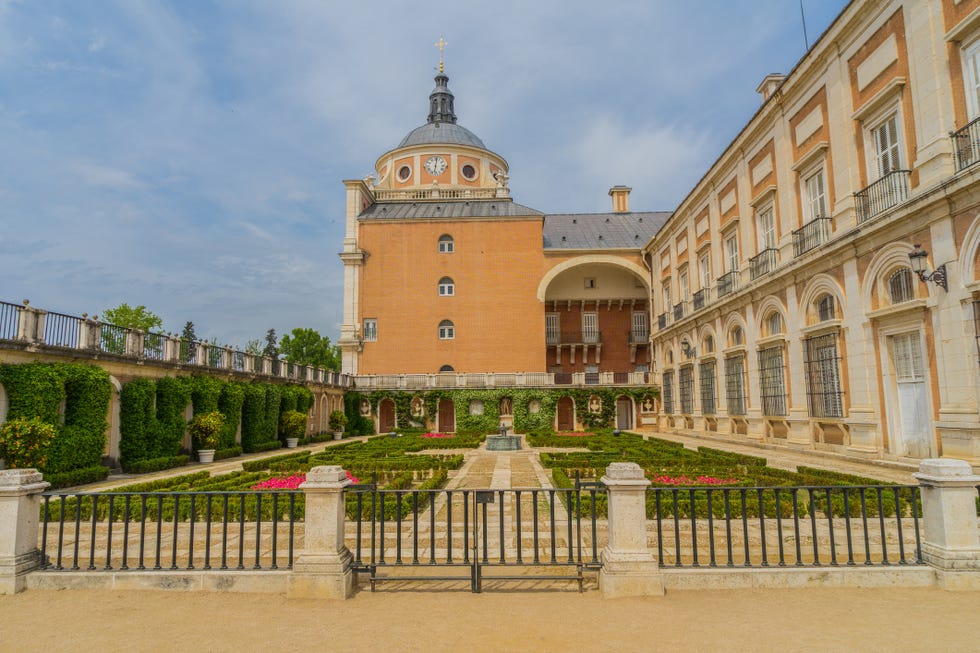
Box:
0 0 850 348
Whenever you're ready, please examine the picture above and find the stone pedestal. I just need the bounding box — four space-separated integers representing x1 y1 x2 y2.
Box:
913 458 980 590
287 466 354 599
599 462 664 597
0 469 50 594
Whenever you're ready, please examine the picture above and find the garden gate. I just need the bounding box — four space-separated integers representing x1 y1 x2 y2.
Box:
347 476 604 592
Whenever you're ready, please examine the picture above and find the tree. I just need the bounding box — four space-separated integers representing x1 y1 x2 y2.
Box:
102 303 163 332
180 321 198 363
262 329 279 359
279 328 341 370
244 339 263 356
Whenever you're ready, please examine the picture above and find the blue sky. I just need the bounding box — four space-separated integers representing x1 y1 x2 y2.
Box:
0 0 849 348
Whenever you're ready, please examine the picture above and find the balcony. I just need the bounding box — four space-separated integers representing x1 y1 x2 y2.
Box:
628 330 649 345
854 170 910 224
952 116 980 171
354 371 652 390
546 331 602 345
716 271 739 298
673 302 686 322
792 217 831 257
657 312 670 330
692 288 711 311
749 248 779 280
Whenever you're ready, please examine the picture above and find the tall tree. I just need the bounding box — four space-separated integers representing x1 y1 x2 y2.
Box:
244 339 263 356
279 328 341 370
180 321 198 363
102 303 163 332
262 329 278 359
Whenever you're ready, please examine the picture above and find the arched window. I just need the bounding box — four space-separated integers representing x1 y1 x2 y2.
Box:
438 234 454 253
888 268 915 304
816 294 836 322
438 277 455 296
730 326 744 347
438 320 455 340
703 335 714 353
439 365 454 372
766 311 784 336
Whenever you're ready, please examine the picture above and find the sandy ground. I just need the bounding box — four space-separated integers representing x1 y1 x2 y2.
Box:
1 586 976 653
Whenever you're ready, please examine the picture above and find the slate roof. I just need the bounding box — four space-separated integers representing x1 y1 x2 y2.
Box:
542 212 671 250
397 122 487 149
358 199 544 220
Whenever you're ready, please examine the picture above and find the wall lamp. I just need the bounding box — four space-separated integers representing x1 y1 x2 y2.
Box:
680 340 696 359
908 244 948 291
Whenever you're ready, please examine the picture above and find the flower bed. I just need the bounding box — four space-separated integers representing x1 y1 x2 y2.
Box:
421 432 453 438
251 470 359 490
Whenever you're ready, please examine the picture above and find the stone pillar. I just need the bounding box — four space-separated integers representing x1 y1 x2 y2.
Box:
287 466 354 599
126 329 144 357
599 462 664 597
196 342 208 366
913 459 980 590
0 469 50 594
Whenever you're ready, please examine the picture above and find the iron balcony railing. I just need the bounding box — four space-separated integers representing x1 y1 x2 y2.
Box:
692 288 711 311
854 170 910 224
749 248 779 280
39 491 302 573
792 217 832 258
0 300 21 340
673 302 686 322
952 116 980 171
545 331 602 345
716 271 739 298
628 330 649 345
649 485 923 568
657 312 669 330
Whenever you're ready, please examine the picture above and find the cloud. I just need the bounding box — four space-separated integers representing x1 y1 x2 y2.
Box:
88 33 105 52
73 163 144 189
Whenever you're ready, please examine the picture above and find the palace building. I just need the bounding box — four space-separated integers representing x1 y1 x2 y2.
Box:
341 0 980 465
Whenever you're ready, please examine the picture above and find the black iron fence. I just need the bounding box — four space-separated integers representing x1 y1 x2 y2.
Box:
952 116 980 171
0 300 19 340
749 248 779 280
716 271 739 298
649 485 922 568
854 170 910 223
792 217 831 258
692 288 710 311
39 491 301 572
673 302 686 322
43 311 82 349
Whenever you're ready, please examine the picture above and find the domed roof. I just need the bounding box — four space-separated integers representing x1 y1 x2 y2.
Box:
397 122 487 149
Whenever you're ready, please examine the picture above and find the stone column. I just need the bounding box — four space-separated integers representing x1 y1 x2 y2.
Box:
913 459 980 589
599 462 664 597
287 466 354 599
0 469 50 594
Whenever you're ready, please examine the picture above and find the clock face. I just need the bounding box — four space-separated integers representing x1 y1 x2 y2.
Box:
424 156 448 176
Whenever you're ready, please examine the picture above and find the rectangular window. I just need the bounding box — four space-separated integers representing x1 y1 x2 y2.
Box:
725 233 739 272
974 300 980 365
804 332 844 418
631 311 648 341
546 313 559 345
582 312 598 344
662 371 675 414
662 283 671 313
724 355 747 416
804 168 827 220
699 253 711 289
678 268 690 303
363 319 377 341
679 366 694 414
758 346 787 416
584 277 597 289
699 360 717 415
965 41 980 119
872 114 901 178
757 206 776 250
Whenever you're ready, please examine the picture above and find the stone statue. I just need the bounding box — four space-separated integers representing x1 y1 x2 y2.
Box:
589 396 601 413
359 399 371 416
500 397 512 415
411 397 424 417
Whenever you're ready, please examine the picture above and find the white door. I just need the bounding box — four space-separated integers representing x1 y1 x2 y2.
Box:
891 332 929 457
582 313 598 344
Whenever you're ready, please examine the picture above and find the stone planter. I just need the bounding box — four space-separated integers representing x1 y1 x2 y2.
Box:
197 449 215 464
285 438 299 449
332 431 344 441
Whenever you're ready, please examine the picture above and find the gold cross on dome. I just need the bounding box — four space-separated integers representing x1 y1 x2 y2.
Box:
435 36 448 73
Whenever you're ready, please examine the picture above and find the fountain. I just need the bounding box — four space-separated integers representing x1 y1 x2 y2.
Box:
485 423 521 451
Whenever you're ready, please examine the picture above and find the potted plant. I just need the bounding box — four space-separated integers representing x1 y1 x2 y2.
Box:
328 410 348 440
280 410 307 448
188 411 225 463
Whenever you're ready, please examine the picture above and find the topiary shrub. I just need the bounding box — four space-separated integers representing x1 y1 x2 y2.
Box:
0 416 57 469
188 411 225 451
279 410 307 442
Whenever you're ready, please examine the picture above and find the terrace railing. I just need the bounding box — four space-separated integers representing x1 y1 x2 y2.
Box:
353 371 652 390
0 298 351 388
749 248 779 280
952 116 980 171
673 302 686 322
716 271 739 299
692 288 711 312
854 170 910 224
792 217 831 258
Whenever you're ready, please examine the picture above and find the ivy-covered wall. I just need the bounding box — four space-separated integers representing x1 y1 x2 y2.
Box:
347 387 658 433
0 362 111 475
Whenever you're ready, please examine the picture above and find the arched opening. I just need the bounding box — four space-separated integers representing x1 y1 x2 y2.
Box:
438 320 455 340
379 398 396 433
438 234 454 253
556 396 575 431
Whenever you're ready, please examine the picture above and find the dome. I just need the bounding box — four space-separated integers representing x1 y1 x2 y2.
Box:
397 122 487 149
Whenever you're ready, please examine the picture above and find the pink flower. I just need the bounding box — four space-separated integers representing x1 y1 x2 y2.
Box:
649 474 738 486
422 432 453 438
250 470 360 490
557 431 591 437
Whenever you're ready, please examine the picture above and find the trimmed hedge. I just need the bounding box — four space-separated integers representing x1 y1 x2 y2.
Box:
122 454 190 474
44 464 111 489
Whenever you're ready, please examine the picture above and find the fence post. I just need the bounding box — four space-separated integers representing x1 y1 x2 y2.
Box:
287 465 354 599
15 303 43 344
599 462 663 597
914 458 980 590
0 469 50 594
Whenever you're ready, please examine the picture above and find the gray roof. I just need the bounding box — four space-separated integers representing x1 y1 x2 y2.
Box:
542 212 671 250
359 199 544 220
397 122 487 149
